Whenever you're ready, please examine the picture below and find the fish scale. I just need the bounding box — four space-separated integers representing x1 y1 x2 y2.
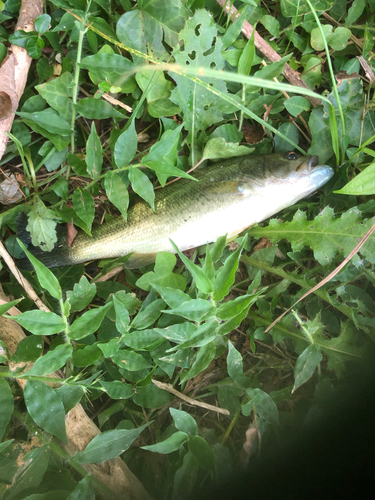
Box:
18 153 334 269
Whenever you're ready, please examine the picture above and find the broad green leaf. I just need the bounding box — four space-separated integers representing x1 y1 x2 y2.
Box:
242 388 279 426
301 55 322 90
180 341 216 382
72 187 95 233
112 295 130 334
142 431 188 454
66 276 97 312
216 293 261 320
24 381 67 443
86 122 103 179
12 335 43 363
75 98 123 119
122 329 164 351
168 320 217 351
35 14 51 34
36 72 73 122
345 0 366 26
284 96 311 117
112 349 152 371
129 166 155 211
188 435 215 471
5 445 50 499
131 298 165 330
280 0 333 17
274 122 299 153
311 25 351 51
26 35 44 58
67 476 95 500
9 310 65 335
114 120 138 168
74 423 150 464
18 109 71 135
80 53 136 93
221 7 248 50
213 237 246 302
155 322 197 343
71 345 102 367
69 302 113 340
334 163 375 195
136 252 187 292
57 384 85 414
104 171 129 220
202 137 253 160
247 206 375 267
152 284 191 309
136 70 180 118
164 299 215 322
173 451 198 498
170 408 198 436
169 240 213 294
210 234 227 263
227 340 243 381
293 344 323 392
26 196 58 252
0 379 14 441
23 344 72 377
260 14 279 38
132 383 173 408
100 380 133 400
238 25 255 76
145 161 197 185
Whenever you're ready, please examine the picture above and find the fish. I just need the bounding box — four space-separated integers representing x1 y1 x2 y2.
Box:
18 152 334 269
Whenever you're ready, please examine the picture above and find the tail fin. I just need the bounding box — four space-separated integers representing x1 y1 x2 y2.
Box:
16 213 71 269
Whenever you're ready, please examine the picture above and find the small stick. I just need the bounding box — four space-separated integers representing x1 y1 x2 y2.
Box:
152 379 230 415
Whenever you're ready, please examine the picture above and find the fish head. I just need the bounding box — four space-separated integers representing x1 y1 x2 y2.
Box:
261 151 334 200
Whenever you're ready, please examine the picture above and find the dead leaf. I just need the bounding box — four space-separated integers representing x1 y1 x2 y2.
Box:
67 220 78 247
242 122 265 145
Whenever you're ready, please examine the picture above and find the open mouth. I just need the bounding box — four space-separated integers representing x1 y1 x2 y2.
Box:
297 155 319 173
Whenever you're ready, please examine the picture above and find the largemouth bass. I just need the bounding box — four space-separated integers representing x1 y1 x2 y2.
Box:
19 153 334 269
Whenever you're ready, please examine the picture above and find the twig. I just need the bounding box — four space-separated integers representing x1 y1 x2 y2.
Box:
0 241 51 313
152 379 230 415
265 221 375 332
215 0 321 107
93 265 124 282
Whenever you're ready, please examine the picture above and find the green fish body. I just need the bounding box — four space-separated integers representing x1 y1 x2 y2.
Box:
19 153 334 269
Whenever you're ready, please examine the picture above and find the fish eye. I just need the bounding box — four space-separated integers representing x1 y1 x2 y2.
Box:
285 151 297 160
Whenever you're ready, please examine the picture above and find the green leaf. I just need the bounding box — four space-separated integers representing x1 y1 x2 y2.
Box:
164 299 215 322
100 380 133 400
274 122 299 153
114 120 138 168
170 408 198 436
66 276 97 312
72 345 102 367
26 196 58 252
34 14 51 34
0 379 14 441
334 163 375 195
173 451 198 498
284 96 311 117
152 284 191 309
0 298 22 317
136 70 180 118
18 109 71 135
122 329 164 351
23 344 72 377
280 0 333 17
169 240 213 294
202 137 253 160
131 299 165 330
221 7 248 50
129 166 155 211
10 310 66 335
86 122 103 179
75 98 123 119
227 340 243 381
242 388 279 426
26 35 44 59
145 161 197 185
142 431 188 454
143 125 183 164
80 53 136 93
12 335 43 363
188 435 215 471
180 341 216 382
247 206 375 267
168 320 217 351
213 237 246 301
36 72 72 122
238 25 255 76
210 234 227 263
260 14 279 38
293 344 323 392
72 187 95 233
132 383 173 408
104 171 129 220
136 252 187 292
112 349 152 371
69 302 113 340
67 476 95 500
113 295 130 334
345 0 366 26
24 381 67 443
74 423 151 464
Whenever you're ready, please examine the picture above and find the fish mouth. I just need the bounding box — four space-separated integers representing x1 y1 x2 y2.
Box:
297 155 319 173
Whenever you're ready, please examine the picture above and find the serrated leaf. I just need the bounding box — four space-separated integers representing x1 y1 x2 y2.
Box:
26 196 58 252
67 276 96 312
104 170 129 220
247 206 375 267
24 380 67 443
142 431 188 454
74 423 150 464
293 344 323 392
129 166 155 211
